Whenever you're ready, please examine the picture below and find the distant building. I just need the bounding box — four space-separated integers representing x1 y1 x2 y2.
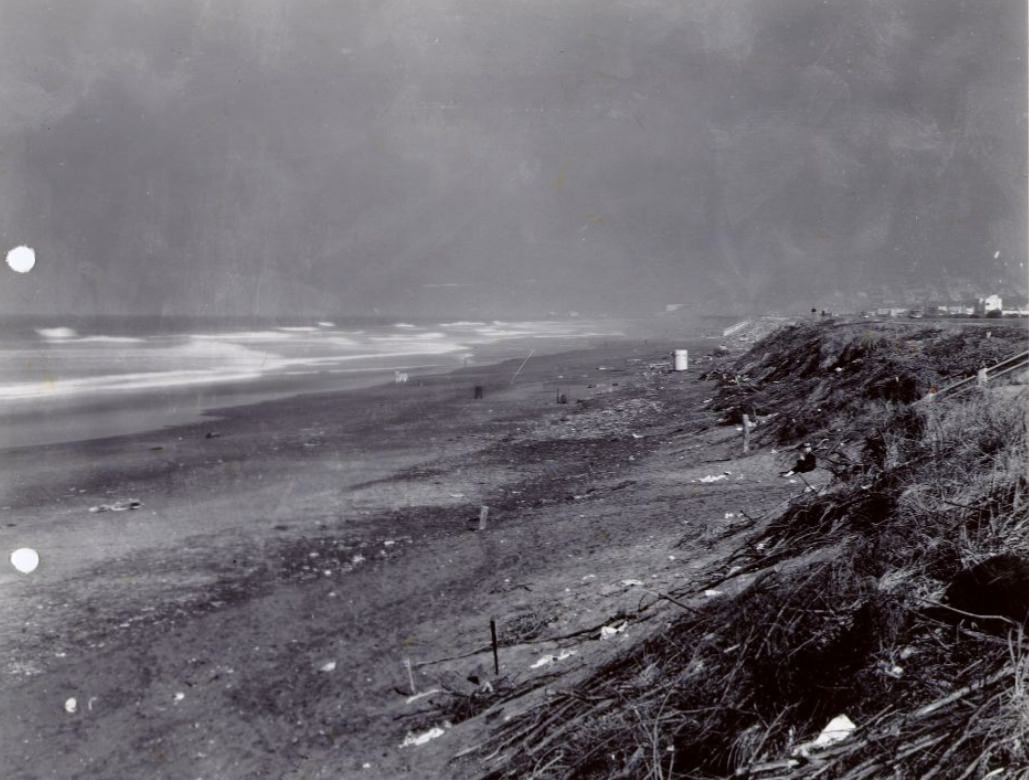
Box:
980 294 1003 313
875 307 909 317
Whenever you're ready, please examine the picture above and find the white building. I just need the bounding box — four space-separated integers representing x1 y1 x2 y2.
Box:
980 294 1003 313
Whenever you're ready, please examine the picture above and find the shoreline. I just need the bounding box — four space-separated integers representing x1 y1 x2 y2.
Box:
0 329 660 451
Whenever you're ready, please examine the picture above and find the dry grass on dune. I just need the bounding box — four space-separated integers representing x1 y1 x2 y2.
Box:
471 323 1029 780
707 320 1026 444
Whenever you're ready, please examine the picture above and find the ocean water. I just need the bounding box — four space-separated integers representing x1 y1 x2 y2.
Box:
0 316 625 447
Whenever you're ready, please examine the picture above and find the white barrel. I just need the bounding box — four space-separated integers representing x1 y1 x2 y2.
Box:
673 349 689 371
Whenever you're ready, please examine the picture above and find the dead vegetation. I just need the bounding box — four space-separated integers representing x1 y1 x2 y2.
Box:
469 322 1029 779
707 320 1026 444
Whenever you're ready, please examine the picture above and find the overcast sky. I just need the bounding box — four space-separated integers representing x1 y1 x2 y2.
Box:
0 0 1025 318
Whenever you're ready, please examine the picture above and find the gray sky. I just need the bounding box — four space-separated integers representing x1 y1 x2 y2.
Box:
0 0 1025 317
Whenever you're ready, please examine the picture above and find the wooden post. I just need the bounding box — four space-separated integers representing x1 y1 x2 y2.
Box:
478 505 489 530
404 658 416 695
490 618 500 675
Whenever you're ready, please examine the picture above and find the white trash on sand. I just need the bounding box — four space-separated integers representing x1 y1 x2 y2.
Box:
698 474 728 483
399 722 451 748
531 649 576 668
64 697 77 714
600 621 628 640
89 499 143 513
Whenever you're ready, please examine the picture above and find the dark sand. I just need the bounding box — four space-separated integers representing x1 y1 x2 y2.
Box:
0 338 816 779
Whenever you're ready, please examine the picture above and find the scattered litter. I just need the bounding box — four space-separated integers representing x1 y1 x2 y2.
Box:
631 433 642 439
879 662 904 679
531 650 577 668
87 696 97 711
621 579 643 587
363 763 372 770
704 590 724 598
724 513 735 519
581 574 597 581
600 621 628 640
788 479 798 484
351 554 366 565
406 688 441 704
794 714 857 757
319 661 337 673
399 723 450 748
668 555 676 561
174 691 185 702
727 566 742 576
89 499 143 513
64 697 77 714
699 474 728 483
448 493 465 499
383 539 396 547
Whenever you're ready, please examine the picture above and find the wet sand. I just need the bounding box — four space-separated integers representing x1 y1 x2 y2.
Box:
0 337 812 779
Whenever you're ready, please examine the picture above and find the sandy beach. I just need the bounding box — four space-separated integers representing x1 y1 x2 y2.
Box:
0 336 812 779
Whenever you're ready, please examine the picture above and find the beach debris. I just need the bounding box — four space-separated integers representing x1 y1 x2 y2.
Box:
406 688 441 704
319 661 337 673
64 697 77 714
600 621 628 640
88 499 143 513
478 505 490 531
621 579 643 587
399 723 451 748
724 512 736 519
351 554 366 565
531 650 576 668
699 474 728 483
10 548 39 574
878 661 904 679
793 714 857 757
174 691 185 702
704 589 724 598
383 539 396 547
204 431 221 439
